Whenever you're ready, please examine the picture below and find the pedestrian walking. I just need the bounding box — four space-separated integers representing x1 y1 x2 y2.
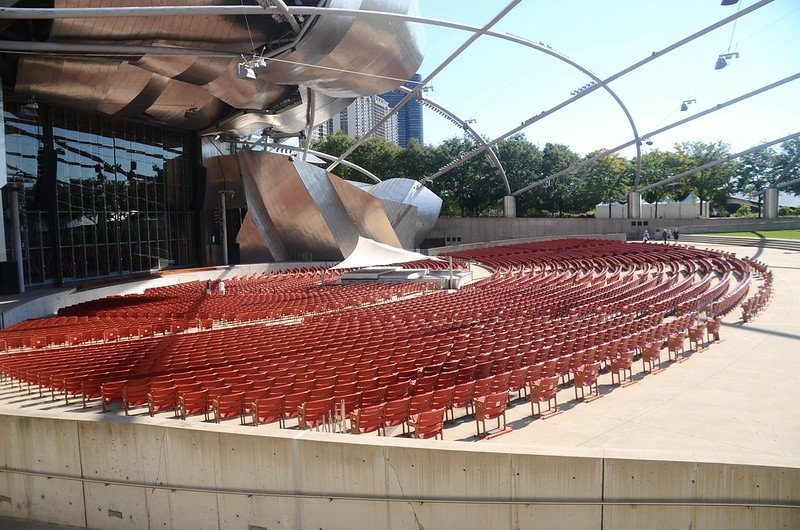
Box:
662 229 669 244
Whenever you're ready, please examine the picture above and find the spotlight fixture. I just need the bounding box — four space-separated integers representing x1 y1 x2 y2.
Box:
570 81 597 96
21 96 39 118
720 0 739 5
680 99 696 112
184 106 198 119
714 52 740 70
235 56 267 80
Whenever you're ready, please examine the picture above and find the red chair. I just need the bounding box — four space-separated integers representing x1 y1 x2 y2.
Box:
252 395 285 427
148 385 178 417
212 392 245 423
350 404 386 435
298 397 336 429
450 381 475 420
610 351 634 386
408 391 433 416
688 325 705 351
361 385 388 407
123 380 150 415
530 375 559 417
179 389 210 420
385 380 412 401
407 408 446 440
507 367 529 400
474 391 508 437
667 333 686 361
574 362 601 400
282 391 310 427
383 397 412 433
641 342 662 373
430 386 455 414
412 374 438 395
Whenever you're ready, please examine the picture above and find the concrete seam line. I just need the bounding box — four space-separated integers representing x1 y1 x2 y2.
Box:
0 468 798 509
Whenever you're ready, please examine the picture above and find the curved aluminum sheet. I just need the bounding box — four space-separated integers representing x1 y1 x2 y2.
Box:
369 178 442 247
9 0 424 136
258 0 424 98
214 91 353 137
223 151 440 261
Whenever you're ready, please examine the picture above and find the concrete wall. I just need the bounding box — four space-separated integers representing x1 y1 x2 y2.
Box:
0 262 333 329
0 412 797 530
427 217 800 249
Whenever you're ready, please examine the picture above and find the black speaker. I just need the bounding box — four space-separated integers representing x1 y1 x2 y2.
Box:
190 165 207 211
0 261 21 295
33 147 58 211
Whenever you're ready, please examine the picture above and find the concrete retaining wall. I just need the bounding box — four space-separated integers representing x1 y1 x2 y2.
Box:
427 217 800 249
0 413 797 530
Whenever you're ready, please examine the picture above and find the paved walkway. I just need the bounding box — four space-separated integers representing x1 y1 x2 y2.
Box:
445 243 799 463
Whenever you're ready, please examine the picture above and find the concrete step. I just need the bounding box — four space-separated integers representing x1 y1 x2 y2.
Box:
680 234 800 252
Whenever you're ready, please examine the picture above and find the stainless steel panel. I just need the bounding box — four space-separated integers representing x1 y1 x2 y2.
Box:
236 212 275 263
10 0 425 135
258 0 424 97
328 176 403 248
369 178 441 247
238 150 342 260
224 151 440 262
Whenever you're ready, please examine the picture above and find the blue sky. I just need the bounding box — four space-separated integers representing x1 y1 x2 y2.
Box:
414 0 799 160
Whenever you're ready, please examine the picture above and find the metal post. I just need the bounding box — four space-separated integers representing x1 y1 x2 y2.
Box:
627 191 641 219
763 188 778 219
503 195 516 218
219 191 228 266
9 188 25 293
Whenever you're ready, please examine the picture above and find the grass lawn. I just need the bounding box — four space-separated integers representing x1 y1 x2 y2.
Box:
705 229 800 239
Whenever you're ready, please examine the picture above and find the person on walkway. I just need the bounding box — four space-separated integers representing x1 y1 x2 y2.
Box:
642 229 650 242
205 279 212 295
672 228 679 244
218 279 226 295
662 229 669 244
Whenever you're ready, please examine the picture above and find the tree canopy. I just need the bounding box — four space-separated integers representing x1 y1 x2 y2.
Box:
309 132 799 218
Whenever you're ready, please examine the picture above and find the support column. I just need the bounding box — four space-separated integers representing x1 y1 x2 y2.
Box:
503 195 516 218
10 188 25 293
764 187 779 219
219 190 228 266
627 191 641 219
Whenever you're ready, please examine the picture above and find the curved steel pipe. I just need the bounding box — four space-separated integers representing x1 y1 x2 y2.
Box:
515 72 800 197
234 139 384 183
400 86 511 194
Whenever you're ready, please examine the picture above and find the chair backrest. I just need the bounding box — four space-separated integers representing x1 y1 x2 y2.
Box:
477 391 507 420
412 407 445 439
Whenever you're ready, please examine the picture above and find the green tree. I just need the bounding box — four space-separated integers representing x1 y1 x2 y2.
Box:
429 137 502 217
495 134 542 217
733 147 778 217
675 141 735 215
530 143 582 216
348 136 402 183
395 139 439 180
575 151 632 214
775 137 800 196
309 133 356 180
638 149 692 218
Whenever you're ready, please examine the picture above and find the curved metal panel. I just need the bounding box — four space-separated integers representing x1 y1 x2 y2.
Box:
257 0 424 97
368 178 441 247
214 92 353 136
214 151 440 262
9 0 425 135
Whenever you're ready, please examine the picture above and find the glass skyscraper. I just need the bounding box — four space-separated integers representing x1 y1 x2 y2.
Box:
380 73 424 148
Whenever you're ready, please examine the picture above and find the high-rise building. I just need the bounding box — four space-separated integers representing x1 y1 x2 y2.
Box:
380 73 424 147
312 95 398 144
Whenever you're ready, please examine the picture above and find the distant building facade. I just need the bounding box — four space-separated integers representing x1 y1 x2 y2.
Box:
380 73 424 147
312 95 398 144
